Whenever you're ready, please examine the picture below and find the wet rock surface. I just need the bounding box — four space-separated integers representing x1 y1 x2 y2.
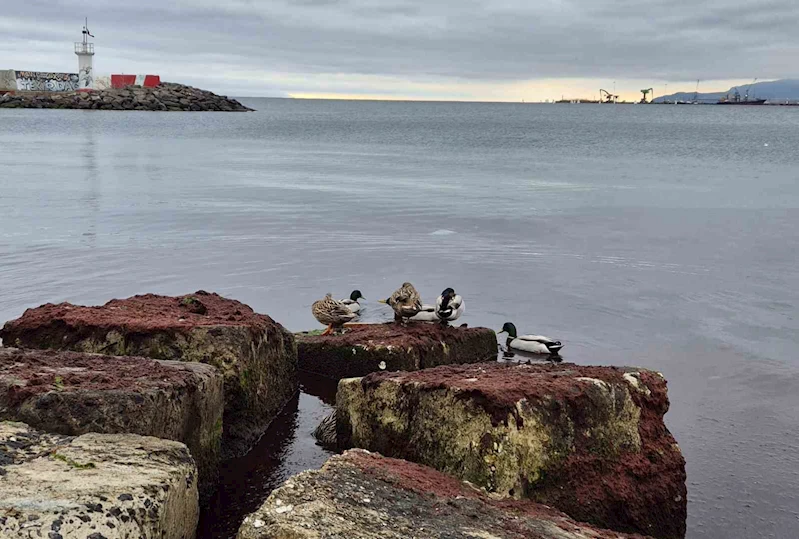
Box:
237 449 650 539
0 347 223 494
0 83 252 111
0 291 297 458
295 323 497 379
0 421 198 539
335 362 687 539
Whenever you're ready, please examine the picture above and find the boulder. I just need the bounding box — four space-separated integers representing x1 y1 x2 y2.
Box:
335 363 686 539
0 347 223 494
237 449 650 539
0 421 198 539
296 323 497 379
0 291 297 458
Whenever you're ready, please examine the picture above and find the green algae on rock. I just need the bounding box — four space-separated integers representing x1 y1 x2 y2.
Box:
0 421 199 539
0 291 297 458
295 322 497 379
237 449 652 539
0 347 223 495
335 363 686 539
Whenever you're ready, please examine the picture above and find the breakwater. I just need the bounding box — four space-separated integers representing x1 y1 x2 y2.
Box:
0 82 252 111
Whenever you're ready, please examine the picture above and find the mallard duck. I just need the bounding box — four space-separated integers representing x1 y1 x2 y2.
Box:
410 304 438 322
498 322 563 354
340 290 364 314
312 293 358 335
379 282 422 323
435 287 464 325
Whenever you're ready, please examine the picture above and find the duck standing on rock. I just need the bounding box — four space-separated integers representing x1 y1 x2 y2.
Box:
410 303 438 322
379 282 422 324
435 287 464 326
498 322 563 355
340 290 364 314
312 293 358 336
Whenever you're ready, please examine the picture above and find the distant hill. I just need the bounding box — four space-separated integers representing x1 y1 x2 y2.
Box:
652 79 799 103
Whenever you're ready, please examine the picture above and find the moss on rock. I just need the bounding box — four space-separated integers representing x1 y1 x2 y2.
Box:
335 363 686 539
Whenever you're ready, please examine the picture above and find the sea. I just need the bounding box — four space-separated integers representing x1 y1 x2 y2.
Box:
1 99 798 538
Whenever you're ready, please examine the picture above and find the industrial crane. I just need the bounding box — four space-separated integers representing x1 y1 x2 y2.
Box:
640 88 653 103
599 89 618 103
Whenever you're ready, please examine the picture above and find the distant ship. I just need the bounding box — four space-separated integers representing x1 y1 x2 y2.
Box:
717 86 766 105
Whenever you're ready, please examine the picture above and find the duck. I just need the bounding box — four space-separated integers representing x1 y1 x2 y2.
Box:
498 322 563 354
435 287 464 325
410 304 438 322
379 282 422 323
339 290 364 314
312 293 358 335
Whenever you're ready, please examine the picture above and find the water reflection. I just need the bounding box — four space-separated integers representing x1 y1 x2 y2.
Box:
499 346 563 364
197 389 335 539
79 118 99 248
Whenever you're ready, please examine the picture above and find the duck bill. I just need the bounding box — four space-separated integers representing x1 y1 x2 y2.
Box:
377 299 387 304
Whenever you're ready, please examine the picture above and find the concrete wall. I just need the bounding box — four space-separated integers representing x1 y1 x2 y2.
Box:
14 71 80 92
0 70 16 92
111 74 161 89
94 75 112 90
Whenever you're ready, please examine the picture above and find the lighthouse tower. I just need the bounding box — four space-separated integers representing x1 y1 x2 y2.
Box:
74 18 95 90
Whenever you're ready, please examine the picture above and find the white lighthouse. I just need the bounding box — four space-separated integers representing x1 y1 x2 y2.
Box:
74 18 95 90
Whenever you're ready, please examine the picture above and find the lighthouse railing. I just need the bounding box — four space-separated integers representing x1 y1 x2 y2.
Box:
74 42 94 54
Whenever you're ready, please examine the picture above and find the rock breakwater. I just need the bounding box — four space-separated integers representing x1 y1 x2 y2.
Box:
0 83 253 111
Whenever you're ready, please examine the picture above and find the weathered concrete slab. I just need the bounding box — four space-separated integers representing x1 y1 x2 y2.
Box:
0 291 297 458
336 363 686 539
295 323 497 379
0 347 223 495
0 421 198 539
237 449 651 539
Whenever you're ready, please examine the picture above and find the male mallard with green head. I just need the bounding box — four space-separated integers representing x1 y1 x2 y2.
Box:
340 290 364 314
312 293 358 336
498 322 563 355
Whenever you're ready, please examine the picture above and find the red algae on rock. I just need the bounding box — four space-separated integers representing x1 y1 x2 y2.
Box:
296 322 498 379
237 449 652 539
0 291 297 459
336 362 686 539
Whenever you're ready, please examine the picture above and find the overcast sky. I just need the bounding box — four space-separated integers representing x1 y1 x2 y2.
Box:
1 0 796 101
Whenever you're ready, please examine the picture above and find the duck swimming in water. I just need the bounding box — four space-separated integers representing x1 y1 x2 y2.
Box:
435 287 464 326
312 293 358 336
339 290 364 314
498 322 563 354
379 282 422 323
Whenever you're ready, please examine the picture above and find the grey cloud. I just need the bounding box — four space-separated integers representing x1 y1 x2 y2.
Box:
2 0 798 95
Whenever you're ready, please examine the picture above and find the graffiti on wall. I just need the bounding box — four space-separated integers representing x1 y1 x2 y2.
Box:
15 71 80 92
79 66 94 89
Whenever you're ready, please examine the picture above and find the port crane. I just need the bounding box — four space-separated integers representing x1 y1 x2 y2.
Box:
639 88 653 103
599 89 618 103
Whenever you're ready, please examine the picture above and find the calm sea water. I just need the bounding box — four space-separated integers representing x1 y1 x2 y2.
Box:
1 100 798 538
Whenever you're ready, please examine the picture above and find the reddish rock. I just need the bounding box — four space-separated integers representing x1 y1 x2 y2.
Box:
336 362 686 539
238 449 651 539
296 322 497 379
0 291 297 458
0 347 223 495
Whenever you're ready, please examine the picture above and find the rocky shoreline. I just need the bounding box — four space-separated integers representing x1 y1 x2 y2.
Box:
0 291 687 539
0 82 253 111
